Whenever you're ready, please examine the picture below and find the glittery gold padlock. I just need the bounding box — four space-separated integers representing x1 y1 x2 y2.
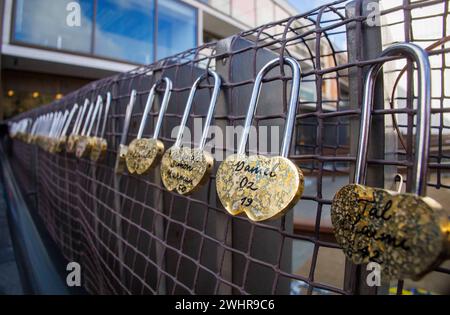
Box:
37 113 52 150
67 99 90 154
25 118 36 144
90 92 112 162
331 43 450 280
160 70 221 195
44 111 61 152
54 104 79 154
76 96 103 159
37 113 51 151
49 110 69 154
216 57 304 222
114 89 138 174
126 78 172 175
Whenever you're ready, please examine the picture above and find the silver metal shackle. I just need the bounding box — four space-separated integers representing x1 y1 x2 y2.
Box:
174 70 221 150
136 77 173 140
237 56 302 157
99 92 112 138
354 43 431 196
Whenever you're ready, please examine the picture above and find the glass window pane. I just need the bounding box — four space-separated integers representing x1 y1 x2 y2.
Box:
157 0 197 60
13 0 93 53
94 0 154 64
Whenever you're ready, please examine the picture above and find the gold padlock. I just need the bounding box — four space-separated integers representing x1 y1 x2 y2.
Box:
25 118 36 144
53 104 79 153
38 114 53 150
49 110 69 154
126 78 172 175
114 89 138 174
30 115 44 146
216 57 304 222
67 99 90 154
44 111 61 152
160 70 221 195
76 95 103 159
38 112 51 151
90 92 112 162
331 43 449 280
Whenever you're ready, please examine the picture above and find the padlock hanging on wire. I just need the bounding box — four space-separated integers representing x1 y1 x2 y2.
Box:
76 95 103 159
49 109 70 154
126 77 172 175
90 92 112 162
331 43 450 280
53 104 79 154
160 70 221 195
216 56 305 222
114 89 137 174
67 99 90 154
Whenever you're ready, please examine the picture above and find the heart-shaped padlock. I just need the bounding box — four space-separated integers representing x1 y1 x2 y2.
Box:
160 70 221 195
30 115 46 146
25 118 37 144
40 112 53 151
331 43 449 280
44 111 61 152
90 92 112 162
49 110 70 154
125 77 172 175
216 57 304 222
76 95 102 158
67 99 89 153
53 104 79 153
114 89 137 174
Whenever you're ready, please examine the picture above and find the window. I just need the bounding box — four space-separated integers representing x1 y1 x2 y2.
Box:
94 0 154 64
157 0 197 60
13 0 93 53
12 0 198 64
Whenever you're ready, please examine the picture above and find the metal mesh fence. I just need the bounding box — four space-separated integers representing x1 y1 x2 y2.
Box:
8 0 450 295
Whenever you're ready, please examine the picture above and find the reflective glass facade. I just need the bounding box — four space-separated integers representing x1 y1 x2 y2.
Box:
12 0 197 64
13 0 94 53
95 0 154 64
157 0 197 59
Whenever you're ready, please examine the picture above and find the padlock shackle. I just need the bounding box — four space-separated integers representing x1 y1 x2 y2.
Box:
61 104 79 138
120 89 138 146
355 43 431 196
73 100 89 136
237 57 301 157
174 70 221 150
87 95 102 137
99 92 112 138
56 110 69 138
136 77 173 140
80 99 93 136
49 112 60 138
93 96 104 137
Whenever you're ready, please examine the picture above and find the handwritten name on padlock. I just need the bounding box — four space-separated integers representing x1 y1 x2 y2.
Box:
332 184 447 279
161 146 213 195
160 71 221 194
216 57 303 222
331 43 450 279
216 154 304 221
126 78 172 174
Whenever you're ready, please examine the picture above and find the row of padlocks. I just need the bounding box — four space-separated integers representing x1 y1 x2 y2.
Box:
8 43 449 282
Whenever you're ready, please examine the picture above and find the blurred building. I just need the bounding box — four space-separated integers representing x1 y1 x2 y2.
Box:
0 0 299 119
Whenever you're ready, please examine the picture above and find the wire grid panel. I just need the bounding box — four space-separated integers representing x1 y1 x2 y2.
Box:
9 0 450 295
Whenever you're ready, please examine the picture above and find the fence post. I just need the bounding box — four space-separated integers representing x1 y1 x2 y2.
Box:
345 0 390 295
